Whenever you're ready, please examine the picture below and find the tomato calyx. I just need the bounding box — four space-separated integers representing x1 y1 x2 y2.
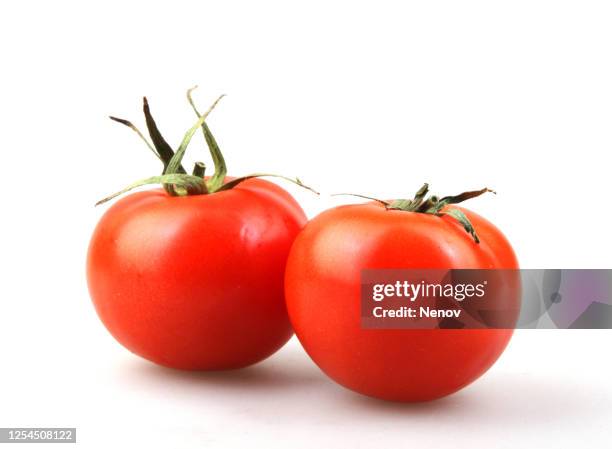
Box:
334 184 495 243
97 88 317 206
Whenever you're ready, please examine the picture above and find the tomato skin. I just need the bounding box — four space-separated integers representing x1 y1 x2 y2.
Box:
87 178 306 370
285 202 519 401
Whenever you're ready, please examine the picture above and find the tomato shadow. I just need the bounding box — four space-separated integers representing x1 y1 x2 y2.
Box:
116 343 329 394
341 371 604 427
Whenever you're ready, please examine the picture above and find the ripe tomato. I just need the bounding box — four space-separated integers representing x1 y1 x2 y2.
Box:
88 178 306 370
285 197 518 401
88 90 313 370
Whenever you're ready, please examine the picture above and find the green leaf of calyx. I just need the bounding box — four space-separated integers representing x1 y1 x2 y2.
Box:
330 193 390 206
164 94 225 181
216 173 320 195
438 187 495 207
387 184 429 210
95 174 207 206
388 199 412 210
440 208 480 243
109 116 161 161
187 87 227 192
142 97 186 174
409 183 429 210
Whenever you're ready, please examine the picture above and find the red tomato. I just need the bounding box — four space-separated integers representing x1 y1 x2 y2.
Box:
87 178 306 370
285 202 518 401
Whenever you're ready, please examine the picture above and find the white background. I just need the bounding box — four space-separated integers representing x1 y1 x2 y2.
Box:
0 1 611 447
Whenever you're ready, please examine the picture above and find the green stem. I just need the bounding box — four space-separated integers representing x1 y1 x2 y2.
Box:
417 195 439 213
192 161 206 178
